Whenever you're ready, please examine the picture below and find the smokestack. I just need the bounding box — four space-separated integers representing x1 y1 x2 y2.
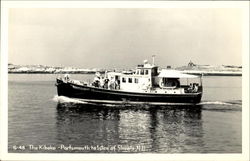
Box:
152 55 156 65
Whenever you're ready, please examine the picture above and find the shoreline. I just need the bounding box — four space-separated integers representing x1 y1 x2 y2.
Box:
8 63 242 76
8 71 242 76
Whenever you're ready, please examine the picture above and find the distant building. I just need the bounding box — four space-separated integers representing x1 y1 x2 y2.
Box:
188 60 196 67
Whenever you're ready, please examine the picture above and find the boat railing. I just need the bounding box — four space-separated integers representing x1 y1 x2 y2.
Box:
159 85 200 94
160 86 177 90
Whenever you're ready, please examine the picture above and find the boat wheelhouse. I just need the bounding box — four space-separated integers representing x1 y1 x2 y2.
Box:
56 60 203 105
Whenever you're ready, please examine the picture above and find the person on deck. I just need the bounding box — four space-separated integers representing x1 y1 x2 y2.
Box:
100 77 105 88
193 83 199 92
93 76 100 87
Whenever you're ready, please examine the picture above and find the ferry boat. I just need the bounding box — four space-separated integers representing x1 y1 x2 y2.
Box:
56 60 203 105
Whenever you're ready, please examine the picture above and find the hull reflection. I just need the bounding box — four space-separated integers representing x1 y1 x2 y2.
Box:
55 103 203 153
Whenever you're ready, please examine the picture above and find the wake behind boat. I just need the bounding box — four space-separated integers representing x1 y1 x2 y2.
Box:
56 59 203 105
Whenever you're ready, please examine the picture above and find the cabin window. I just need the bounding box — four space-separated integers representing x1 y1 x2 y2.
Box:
134 78 138 83
122 77 126 83
145 70 148 75
140 70 144 75
128 78 132 83
136 70 140 75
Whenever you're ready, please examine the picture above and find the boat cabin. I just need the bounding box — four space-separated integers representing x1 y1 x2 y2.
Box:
92 60 202 94
106 60 159 92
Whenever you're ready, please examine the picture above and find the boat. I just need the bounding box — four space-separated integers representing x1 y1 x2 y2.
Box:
56 59 203 105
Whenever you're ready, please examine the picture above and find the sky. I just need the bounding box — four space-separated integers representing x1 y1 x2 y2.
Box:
8 8 242 69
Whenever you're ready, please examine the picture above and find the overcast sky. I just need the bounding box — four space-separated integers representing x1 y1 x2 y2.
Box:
8 8 242 68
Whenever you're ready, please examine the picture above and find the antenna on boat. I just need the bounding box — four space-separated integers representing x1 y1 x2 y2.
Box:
152 55 156 65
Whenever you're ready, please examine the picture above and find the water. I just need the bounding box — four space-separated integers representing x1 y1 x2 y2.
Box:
8 74 242 153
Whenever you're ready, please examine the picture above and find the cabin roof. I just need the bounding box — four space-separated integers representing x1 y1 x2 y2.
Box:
158 69 199 78
137 63 157 69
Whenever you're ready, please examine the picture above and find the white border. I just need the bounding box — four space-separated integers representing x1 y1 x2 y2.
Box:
1 1 249 161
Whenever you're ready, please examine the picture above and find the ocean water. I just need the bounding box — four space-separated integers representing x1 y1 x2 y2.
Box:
8 74 242 153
